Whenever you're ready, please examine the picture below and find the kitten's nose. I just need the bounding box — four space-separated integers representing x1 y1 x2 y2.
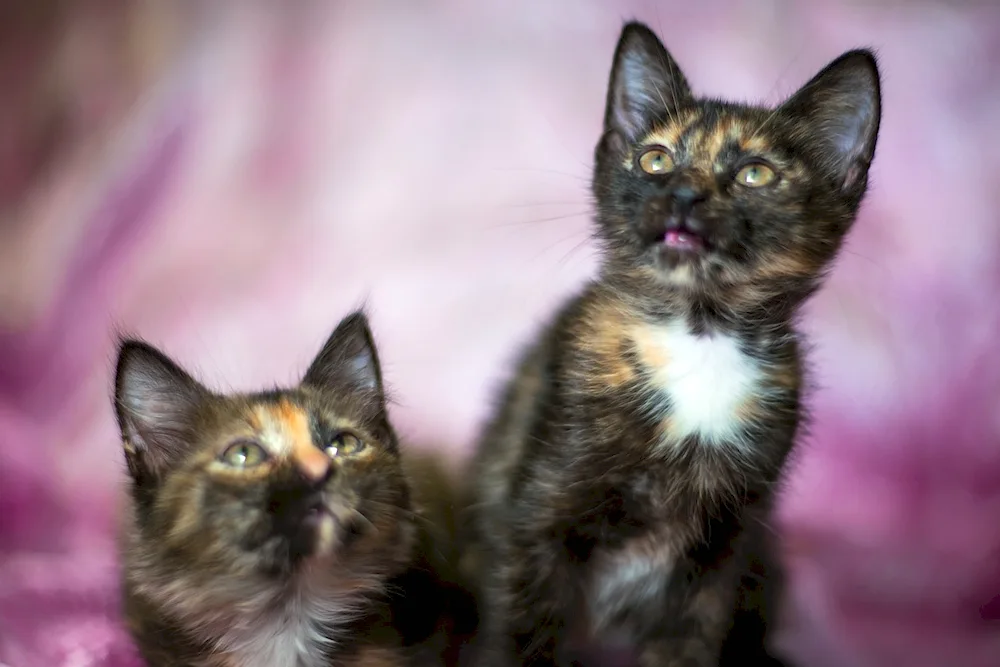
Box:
295 446 332 484
668 185 708 218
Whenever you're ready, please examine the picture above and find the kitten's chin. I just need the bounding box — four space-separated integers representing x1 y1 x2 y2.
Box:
308 509 339 560
297 499 375 566
296 504 347 562
651 245 709 289
658 261 698 288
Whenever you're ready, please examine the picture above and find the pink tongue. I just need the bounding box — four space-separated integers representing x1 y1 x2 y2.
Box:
664 229 704 251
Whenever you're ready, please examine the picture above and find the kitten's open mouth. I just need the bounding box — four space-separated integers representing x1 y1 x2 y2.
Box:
659 222 709 254
299 499 368 559
663 228 705 252
301 501 341 558
301 499 335 530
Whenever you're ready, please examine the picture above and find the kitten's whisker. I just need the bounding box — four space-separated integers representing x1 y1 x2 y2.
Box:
364 500 441 534
840 247 888 272
352 509 378 535
554 232 599 269
751 514 778 536
749 104 783 144
524 229 594 267
747 58 812 143
487 210 592 230
497 201 588 209
762 44 808 107
491 167 591 184
534 105 600 176
653 9 679 125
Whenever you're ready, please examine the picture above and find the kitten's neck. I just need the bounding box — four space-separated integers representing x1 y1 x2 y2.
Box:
127 550 376 667
600 270 816 338
214 578 365 667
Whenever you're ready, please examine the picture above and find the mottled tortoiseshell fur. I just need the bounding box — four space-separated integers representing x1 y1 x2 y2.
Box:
464 22 881 667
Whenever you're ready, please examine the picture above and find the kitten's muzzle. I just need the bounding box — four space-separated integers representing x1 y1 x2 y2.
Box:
305 496 328 519
667 185 708 215
641 185 715 254
267 468 337 533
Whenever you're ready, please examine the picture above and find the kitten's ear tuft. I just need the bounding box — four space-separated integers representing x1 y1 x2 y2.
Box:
603 22 692 148
781 49 881 193
114 340 207 478
303 311 384 400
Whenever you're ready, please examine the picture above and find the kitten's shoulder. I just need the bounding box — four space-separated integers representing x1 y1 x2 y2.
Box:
471 283 599 467
491 280 607 404
123 588 213 665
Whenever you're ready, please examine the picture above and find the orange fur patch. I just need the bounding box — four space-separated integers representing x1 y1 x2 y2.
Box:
631 324 670 370
701 118 741 163
739 135 772 154
272 400 330 482
580 300 637 389
771 365 800 391
643 109 699 149
733 396 763 425
756 250 815 282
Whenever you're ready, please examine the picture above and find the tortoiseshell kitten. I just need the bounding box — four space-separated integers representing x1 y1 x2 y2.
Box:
116 311 429 667
464 22 881 667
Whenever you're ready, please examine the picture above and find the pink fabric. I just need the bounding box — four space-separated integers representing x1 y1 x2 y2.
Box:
1 2 999 665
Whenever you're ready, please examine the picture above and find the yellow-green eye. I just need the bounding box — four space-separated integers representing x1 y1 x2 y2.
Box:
220 441 268 468
324 432 365 458
735 162 777 188
637 148 673 175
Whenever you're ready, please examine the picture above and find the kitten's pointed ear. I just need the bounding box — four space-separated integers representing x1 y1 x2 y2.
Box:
603 22 692 148
780 49 881 194
114 341 208 478
303 311 384 402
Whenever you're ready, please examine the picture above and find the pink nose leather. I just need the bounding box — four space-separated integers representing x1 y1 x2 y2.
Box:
295 445 331 482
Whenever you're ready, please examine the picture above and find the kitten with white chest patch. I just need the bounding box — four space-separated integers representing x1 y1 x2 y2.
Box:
115 311 446 667
464 22 881 667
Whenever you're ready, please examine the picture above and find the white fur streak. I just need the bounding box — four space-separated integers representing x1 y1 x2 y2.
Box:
644 321 763 451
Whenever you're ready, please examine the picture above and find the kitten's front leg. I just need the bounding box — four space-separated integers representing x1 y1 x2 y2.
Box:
638 576 736 667
472 588 520 667
506 550 574 667
472 546 557 667
476 523 579 667
639 637 719 667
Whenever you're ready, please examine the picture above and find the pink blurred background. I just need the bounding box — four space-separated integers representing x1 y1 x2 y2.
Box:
1 2 999 666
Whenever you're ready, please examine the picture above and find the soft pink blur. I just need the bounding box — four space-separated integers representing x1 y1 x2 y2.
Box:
1 2 999 666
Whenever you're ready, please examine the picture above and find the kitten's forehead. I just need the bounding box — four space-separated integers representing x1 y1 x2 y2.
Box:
249 398 314 457
628 107 776 167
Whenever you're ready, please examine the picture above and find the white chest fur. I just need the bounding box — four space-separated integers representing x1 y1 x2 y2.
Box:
218 587 348 667
639 321 764 449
